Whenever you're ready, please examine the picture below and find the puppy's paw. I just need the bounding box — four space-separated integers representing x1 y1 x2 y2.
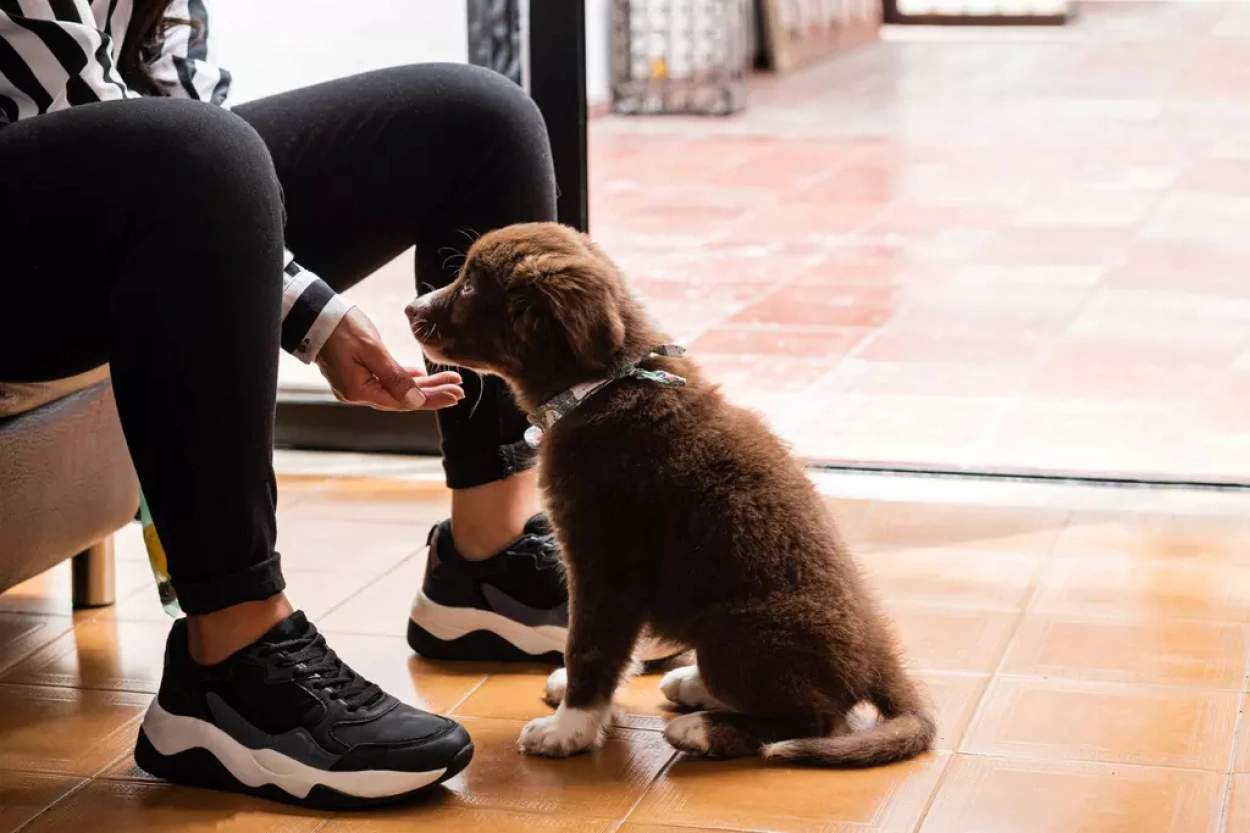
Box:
518 708 605 758
664 712 712 756
542 667 568 709
660 666 724 710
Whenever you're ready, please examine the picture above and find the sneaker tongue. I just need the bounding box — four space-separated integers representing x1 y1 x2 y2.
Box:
259 611 311 644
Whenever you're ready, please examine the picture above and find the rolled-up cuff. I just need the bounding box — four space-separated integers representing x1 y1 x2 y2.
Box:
172 551 286 615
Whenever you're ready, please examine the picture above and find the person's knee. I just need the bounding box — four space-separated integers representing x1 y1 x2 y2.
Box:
109 98 281 217
395 63 553 180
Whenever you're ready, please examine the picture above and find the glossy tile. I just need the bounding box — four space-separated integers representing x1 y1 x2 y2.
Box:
452 671 669 731
917 672 991 752
1227 775 1250 833
0 770 86 833
1001 613 1250 688
631 751 950 833
0 558 154 617
0 684 149 775
319 557 424 635
890 606 1020 673
18 780 325 833
1032 557 1250 622
1 617 171 693
919 756 1224 833
322 804 619 833
962 677 1238 770
0 612 73 676
444 717 674 819
859 547 1038 609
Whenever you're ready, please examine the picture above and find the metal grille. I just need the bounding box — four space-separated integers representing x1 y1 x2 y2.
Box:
467 0 524 85
611 0 751 116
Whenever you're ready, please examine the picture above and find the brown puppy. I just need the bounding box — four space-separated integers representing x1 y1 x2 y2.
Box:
405 223 934 766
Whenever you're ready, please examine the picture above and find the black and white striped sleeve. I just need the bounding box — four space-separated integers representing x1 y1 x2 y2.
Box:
282 253 353 363
145 0 229 105
0 0 138 119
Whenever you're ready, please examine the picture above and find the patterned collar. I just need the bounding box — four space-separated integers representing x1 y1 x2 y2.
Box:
523 344 687 448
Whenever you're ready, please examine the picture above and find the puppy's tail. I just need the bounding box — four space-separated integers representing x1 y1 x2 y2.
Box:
762 671 935 768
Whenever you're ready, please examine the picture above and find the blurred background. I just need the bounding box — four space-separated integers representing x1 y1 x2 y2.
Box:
219 0 1250 487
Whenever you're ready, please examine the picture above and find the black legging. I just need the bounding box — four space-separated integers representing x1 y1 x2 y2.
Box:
0 64 556 615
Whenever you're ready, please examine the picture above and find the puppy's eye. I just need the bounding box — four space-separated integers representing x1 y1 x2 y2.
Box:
460 278 475 296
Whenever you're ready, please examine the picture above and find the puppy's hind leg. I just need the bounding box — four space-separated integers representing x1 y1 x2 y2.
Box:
665 712 803 759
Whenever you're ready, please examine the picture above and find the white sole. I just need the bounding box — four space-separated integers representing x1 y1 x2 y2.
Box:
141 700 446 800
409 589 569 657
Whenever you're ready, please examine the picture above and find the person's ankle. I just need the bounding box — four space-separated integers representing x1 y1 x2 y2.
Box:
186 593 294 666
450 470 542 561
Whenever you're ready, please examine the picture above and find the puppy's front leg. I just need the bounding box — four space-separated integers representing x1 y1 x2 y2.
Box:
519 572 642 758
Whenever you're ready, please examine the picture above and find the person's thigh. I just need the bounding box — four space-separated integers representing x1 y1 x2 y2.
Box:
231 62 557 294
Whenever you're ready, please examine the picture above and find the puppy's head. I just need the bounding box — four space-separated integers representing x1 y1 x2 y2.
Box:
406 223 646 403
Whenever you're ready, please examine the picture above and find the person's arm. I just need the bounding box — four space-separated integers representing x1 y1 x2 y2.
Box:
0 0 138 117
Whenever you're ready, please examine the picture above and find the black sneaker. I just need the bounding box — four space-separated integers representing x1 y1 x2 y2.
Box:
408 516 569 663
135 611 473 811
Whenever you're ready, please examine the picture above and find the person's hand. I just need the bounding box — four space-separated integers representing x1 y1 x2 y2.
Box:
316 307 464 411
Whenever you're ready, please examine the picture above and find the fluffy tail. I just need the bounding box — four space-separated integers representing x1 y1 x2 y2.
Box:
762 674 936 768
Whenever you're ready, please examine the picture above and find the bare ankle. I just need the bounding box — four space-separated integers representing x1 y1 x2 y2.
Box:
451 470 543 561
186 593 294 666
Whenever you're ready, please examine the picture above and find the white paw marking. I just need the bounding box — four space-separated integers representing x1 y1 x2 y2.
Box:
664 712 711 755
543 667 568 707
659 666 724 710
518 704 608 758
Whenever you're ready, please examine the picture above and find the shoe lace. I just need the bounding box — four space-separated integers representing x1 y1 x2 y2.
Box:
257 632 383 711
514 533 562 572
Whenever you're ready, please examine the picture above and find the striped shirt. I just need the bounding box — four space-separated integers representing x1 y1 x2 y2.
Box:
0 0 351 362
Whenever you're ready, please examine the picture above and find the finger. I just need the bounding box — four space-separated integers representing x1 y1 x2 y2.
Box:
420 390 466 410
417 383 465 403
360 342 425 410
416 371 462 388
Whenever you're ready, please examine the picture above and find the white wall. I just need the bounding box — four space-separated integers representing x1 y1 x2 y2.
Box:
584 0 611 107
212 0 469 105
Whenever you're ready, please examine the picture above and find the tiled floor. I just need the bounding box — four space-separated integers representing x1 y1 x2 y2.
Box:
3 471 1250 832
300 2 1250 483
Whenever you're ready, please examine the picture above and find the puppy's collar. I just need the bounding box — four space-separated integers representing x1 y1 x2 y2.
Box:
524 344 687 448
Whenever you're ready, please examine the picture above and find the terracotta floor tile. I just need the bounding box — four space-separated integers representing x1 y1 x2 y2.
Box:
916 672 990 752
319 557 423 635
444 717 673 820
276 517 427 574
453 671 669 732
1032 557 1250 622
859 548 1038 610
0 612 73 676
862 502 1069 554
280 478 448 525
962 677 1238 770
1226 775 1250 833
918 756 1224 833
18 780 325 833
630 750 949 833
1001 613 1250 689
0 558 154 617
890 607 1020 673
1231 696 1250 773
690 324 869 358
1 617 172 693
0 770 86 833
1055 511 1250 564
322 804 619 833
0 684 149 776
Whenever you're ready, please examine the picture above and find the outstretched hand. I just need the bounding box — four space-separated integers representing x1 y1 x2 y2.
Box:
316 308 464 411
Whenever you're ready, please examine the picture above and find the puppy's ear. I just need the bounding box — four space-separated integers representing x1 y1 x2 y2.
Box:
515 254 625 369
546 264 626 369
